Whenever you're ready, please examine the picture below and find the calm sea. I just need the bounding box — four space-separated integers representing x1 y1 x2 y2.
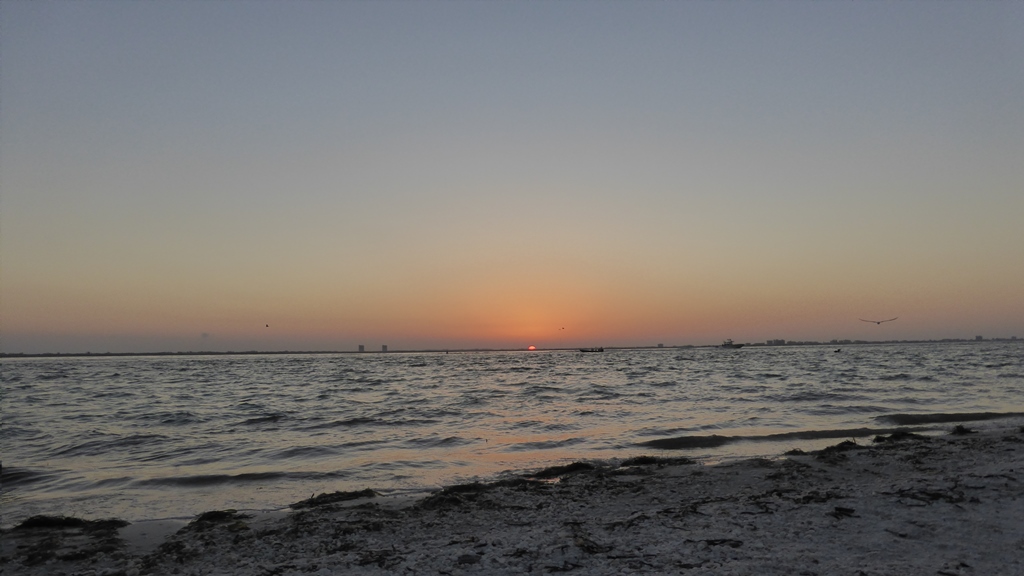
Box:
3 342 1023 527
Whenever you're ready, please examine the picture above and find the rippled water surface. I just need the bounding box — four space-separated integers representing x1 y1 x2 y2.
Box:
3 342 1022 526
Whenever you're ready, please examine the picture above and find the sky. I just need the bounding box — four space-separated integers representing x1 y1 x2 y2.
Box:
2 1 1022 353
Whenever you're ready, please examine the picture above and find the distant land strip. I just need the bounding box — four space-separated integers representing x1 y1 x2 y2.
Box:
1 338 1019 358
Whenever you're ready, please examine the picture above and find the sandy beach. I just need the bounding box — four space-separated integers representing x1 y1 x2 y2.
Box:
4 426 1023 575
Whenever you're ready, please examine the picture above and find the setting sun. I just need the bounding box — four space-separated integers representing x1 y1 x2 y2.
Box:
527 345 536 351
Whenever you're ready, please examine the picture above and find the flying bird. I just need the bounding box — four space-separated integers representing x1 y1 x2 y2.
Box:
860 317 898 325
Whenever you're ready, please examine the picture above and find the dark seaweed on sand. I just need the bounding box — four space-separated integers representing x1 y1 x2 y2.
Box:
291 488 378 509
620 456 695 468
528 461 596 479
14 515 129 531
418 478 547 510
438 478 545 494
951 425 978 435
6 515 130 567
819 440 862 453
814 440 864 462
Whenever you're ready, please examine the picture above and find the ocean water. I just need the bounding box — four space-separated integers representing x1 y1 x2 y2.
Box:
3 341 1023 528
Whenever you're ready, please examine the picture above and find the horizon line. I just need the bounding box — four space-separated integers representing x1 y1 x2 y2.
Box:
2 336 1019 358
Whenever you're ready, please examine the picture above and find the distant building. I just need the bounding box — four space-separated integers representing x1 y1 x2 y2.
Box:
976 336 984 341
657 343 664 348
358 345 365 353
382 345 388 352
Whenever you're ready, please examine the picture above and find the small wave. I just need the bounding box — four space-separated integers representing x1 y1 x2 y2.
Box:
638 426 933 450
241 413 287 425
52 434 169 457
272 445 340 459
38 372 70 381
875 411 1024 426
305 417 380 429
522 384 561 393
406 436 470 448
133 470 345 488
879 373 913 381
0 466 61 488
766 391 855 403
506 419 543 429
639 435 733 449
505 437 585 451
143 411 203 425
540 422 578 432
90 476 135 488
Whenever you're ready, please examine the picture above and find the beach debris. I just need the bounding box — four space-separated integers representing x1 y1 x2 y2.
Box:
457 553 482 565
743 499 779 515
937 561 973 576
574 534 613 554
688 538 743 548
797 490 847 504
291 489 378 509
829 506 858 519
604 512 653 530
546 561 584 572
356 548 402 568
889 485 966 505
951 425 977 435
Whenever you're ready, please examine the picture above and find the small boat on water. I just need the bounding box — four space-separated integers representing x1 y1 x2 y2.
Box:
579 347 604 353
721 339 744 349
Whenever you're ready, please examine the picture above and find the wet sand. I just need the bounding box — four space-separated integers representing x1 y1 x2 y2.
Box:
3 427 1023 575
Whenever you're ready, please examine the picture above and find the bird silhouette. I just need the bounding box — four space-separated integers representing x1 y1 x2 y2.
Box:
860 317 898 325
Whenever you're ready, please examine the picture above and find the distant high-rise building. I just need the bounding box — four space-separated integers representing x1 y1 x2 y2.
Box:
976 335 984 341
382 344 388 352
358 345 365 353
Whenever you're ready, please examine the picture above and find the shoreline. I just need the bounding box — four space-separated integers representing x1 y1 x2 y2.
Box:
4 426 1024 575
